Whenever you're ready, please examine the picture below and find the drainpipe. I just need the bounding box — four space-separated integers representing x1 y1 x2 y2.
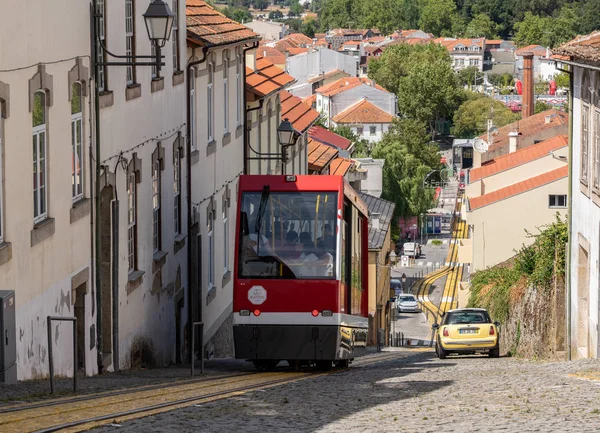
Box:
243 42 259 174
91 0 104 375
566 67 574 361
186 45 209 363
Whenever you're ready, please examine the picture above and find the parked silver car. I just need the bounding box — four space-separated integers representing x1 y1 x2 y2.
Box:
397 294 420 313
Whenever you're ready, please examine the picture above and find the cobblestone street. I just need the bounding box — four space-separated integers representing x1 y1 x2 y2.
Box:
89 350 600 433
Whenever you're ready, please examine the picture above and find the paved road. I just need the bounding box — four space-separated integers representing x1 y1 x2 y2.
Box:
393 311 432 345
91 351 600 433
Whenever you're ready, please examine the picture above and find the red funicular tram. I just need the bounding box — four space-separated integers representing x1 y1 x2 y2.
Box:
233 175 369 370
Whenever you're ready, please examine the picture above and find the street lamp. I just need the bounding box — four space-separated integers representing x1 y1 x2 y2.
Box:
389 251 397 265
93 0 175 73
277 118 298 174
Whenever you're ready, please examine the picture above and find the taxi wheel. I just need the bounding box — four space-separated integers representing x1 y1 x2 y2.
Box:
489 347 500 358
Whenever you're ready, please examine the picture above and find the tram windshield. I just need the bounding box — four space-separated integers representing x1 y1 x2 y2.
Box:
238 191 338 279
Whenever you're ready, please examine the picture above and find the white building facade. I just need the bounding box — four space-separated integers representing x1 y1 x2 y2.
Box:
0 0 94 380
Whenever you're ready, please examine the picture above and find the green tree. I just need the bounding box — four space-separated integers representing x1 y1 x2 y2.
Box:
554 72 569 89
534 100 552 114
456 66 484 88
419 0 459 36
269 9 284 19
452 97 519 138
329 125 371 157
371 119 441 217
289 2 304 16
464 13 500 38
514 7 578 48
580 0 600 34
301 17 318 38
318 0 360 30
253 0 268 10
221 6 253 23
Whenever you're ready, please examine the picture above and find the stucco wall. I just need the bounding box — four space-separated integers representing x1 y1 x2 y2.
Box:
470 177 568 271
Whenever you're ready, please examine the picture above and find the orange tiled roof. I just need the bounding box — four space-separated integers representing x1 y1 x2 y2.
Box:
280 90 320 134
486 39 504 45
316 77 387 97
469 165 568 210
246 58 296 98
187 0 259 47
333 99 394 124
515 44 549 57
483 109 568 154
257 46 286 65
445 38 484 51
302 94 316 107
285 33 314 47
329 157 354 176
286 47 309 56
469 135 568 182
555 31 600 62
308 139 339 171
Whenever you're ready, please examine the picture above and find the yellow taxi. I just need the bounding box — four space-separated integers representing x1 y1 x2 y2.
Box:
432 308 500 359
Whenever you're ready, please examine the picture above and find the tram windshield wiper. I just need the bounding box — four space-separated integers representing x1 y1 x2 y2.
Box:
254 185 270 256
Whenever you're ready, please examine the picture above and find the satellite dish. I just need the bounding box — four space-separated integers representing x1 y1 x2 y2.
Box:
473 138 489 153
488 126 499 137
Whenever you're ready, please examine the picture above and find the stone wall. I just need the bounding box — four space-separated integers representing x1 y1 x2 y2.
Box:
499 275 566 360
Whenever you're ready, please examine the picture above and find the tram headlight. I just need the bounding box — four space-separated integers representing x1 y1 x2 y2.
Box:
321 310 333 317
240 310 250 316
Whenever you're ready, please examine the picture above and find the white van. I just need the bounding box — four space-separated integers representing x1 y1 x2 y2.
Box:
403 242 421 258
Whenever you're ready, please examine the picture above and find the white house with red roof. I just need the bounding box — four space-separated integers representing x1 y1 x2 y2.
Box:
435 38 485 71
314 77 396 142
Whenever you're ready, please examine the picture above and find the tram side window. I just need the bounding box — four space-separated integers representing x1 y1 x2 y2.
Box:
238 191 338 279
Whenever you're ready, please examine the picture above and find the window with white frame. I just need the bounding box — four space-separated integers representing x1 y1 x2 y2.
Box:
549 194 567 208
97 0 107 91
0 103 3 244
127 169 137 272
208 202 215 288
223 189 230 275
33 91 47 223
208 58 214 141
71 83 84 202
224 50 229 133
190 74 196 152
152 149 162 253
236 49 242 126
172 0 180 73
125 0 136 85
173 143 182 235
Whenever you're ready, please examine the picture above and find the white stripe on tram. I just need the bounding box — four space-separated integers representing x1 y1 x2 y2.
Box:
233 312 368 327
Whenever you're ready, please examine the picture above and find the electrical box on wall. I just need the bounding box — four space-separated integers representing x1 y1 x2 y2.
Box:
0 290 16 384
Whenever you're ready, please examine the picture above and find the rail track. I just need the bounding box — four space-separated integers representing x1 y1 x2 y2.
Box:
0 353 402 433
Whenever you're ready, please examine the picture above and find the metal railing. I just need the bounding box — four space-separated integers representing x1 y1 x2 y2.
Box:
47 316 78 394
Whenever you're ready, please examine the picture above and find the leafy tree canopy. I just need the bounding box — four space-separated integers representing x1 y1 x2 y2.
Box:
418 0 459 36
452 97 519 138
464 13 501 38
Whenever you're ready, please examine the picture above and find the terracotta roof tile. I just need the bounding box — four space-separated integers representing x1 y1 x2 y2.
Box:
308 139 339 171
329 157 355 176
486 39 504 45
315 77 388 97
285 33 313 46
306 69 347 83
516 44 549 57
482 109 568 154
332 99 394 124
187 0 259 47
257 46 286 65
555 31 600 62
302 94 316 107
470 135 568 182
285 47 309 56
469 165 568 210
245 58 296 98
308 126 352 150
280 90 320 134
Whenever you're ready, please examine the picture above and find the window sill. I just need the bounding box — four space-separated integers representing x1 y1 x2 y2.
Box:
174 233 186 254
172 71 184 87
190 149 200 166
126 270 145 294
99 91 114 109
151 77 165 93
0 242 12 267
222 132 231 147
235 124 243 139
222 270 231 287
206 140 217 156
206 284 217 305
125 83 142 101
31 218 55 247
153 250 168 273
70 197 91 224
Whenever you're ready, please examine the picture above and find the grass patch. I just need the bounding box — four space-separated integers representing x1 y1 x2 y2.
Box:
431 239 443 246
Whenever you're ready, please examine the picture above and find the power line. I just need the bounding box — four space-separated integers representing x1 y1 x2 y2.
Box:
0 55 91 73
192 171 242 207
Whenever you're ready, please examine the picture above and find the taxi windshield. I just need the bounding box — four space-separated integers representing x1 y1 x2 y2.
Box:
238 191 338 279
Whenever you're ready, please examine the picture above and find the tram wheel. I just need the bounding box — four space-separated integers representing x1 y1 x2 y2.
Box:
252 360 279 371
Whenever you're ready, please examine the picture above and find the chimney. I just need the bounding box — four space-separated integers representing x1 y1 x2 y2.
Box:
508 130 521 153
545 114 552 124
371 213 381 230
522 52 534 118
246 49 257 71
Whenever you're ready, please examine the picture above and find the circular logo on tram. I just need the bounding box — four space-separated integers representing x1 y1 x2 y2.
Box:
248 285 267 305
